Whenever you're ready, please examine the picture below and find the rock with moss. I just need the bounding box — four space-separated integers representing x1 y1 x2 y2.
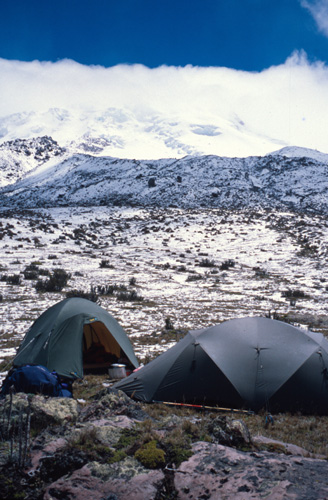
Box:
69 422 124 449
2 385 328 500
207 415 252 448
80 388 148 422
43 462 164 500
0 393 78 431
31 394 79 426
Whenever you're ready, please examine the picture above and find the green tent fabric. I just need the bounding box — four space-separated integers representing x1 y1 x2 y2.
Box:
13 298 139 379
115 317 328 414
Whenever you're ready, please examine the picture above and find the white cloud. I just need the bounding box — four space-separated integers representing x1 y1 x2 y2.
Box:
301 0 328 37
0 52 328 157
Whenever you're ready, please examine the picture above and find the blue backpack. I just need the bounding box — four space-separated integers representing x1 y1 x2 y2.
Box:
0 365 72 398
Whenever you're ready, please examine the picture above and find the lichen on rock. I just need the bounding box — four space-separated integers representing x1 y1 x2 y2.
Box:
31 394 79 425
88 456 148 481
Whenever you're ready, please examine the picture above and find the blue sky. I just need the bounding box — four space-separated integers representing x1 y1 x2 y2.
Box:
1 1 328 157
1 0 328 70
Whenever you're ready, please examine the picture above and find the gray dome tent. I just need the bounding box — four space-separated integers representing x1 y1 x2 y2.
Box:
13 298 139 379
115 317 328 414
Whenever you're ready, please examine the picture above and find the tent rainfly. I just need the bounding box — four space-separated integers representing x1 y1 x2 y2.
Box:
13 297 139 379
115 317 328 414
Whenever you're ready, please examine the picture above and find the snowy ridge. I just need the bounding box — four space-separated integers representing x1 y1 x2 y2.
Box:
269 146 328 164
0 139 327 214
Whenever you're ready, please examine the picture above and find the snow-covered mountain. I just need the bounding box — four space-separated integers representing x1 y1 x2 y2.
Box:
0 136 327 214
0 107 290 161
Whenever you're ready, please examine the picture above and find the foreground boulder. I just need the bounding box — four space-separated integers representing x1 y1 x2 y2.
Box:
1 388 328 499
40 442 328 500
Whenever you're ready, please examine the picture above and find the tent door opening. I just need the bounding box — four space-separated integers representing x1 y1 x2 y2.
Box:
82 321 127 374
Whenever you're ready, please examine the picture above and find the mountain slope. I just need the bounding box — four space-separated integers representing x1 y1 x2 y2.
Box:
0 136 66 187
0 148 327 214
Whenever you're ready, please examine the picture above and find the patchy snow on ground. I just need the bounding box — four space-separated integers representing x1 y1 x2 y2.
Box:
0 206 327 381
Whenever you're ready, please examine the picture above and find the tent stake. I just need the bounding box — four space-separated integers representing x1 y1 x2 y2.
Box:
152 401 254 415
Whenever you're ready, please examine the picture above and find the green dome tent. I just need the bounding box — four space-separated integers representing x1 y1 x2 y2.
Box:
115 317 328 414
13 298 139 379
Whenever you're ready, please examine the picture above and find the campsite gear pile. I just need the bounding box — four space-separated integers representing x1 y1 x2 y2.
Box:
0 364 72 398
108 363 127 379
12 297 139 380
115 317 328 414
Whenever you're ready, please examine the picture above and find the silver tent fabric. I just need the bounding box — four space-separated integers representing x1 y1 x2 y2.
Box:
115 317 328 413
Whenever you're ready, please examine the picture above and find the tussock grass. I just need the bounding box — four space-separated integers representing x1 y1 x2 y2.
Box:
72 374 110 400
241 412 328 457
145 403 328 457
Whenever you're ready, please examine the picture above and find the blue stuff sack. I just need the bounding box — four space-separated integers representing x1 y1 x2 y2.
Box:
0 365 72 398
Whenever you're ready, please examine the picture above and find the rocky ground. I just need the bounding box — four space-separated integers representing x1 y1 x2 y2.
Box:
0 386 328 500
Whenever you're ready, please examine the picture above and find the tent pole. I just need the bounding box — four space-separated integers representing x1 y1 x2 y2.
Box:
152 400 254 415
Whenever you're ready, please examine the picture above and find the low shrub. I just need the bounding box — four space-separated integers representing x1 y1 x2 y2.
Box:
66 289 99 302
25 263 39 271
116 290 144 302
38 268 50 276
220 259 235 270
0 274 21 285
186 274 202 282
199 258 216 268
99 259 114 269
282 289 308 299
92 284 127 296
253 267 268 278
35 268 71 292
165 317 174 330
23 263 41 280
23 270 39 280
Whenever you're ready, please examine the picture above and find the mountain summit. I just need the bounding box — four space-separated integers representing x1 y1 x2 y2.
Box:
0 106 300 161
